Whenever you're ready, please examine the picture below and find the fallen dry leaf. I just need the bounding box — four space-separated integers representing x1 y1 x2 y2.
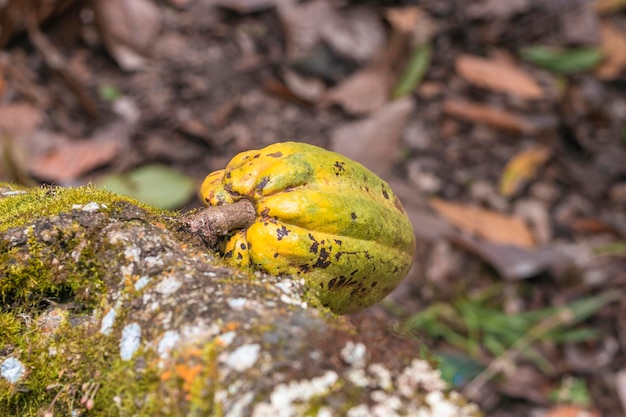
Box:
282 68 326 103
595 0 626 14
467 0 531 19
542 405 600 417
0 103 42 139
452 235 573 280
616 368 626 415
325 65 393 114
499 146 551 197
276 0 334 60
456 54 543 100
212 0 276 14
596 23 626 79
443 99 533 133
93 0 162 70
320 7 385 63
559 2 600 46
330 97 414 177
30 139 121 183
430 198 536 248
385 7 421 34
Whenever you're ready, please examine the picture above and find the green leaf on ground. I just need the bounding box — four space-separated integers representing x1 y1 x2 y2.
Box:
97 165 196 210
98 85 122 101
519 46 604 74
393 43 432 98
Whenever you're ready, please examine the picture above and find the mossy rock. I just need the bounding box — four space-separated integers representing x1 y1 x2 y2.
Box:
0 183 480 417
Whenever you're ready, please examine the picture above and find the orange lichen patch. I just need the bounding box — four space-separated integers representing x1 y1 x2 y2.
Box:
223 322 241 332
175 363 203 399
160 368 174 382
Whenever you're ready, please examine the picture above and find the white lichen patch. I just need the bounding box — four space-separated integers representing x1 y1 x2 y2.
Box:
100 306 117 335
155 275 182 295
368 363 393 391
143 255 163 269
225 391 255 417
424 391 460 417
120 322 142 360
124 246 142 263
2 190 27 196
227 297 248 309
274 278 308 309
134 275 152 290
71 201 106 212
157 330 181 359
252 371 339 417
217 331 237 346
341 341 367 368
397 359 446 395
221 344 261 372
1 357 25 383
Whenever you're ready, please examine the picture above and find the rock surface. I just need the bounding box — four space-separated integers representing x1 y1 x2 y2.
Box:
0 184 480 416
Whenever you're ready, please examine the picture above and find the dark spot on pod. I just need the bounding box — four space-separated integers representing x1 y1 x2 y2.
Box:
299 264 311 273
371 281 377 288
308 233 319 253
266 152 283 158
334 252 342 261
334 239 342 245
393 265 399 273
336 276 347 287
319 282 324 289
225 172 231 179
313 248 331 268
351 212 357 220
393 197 405 213
260 207 270 217
253 153 261 159
256 176 270 192
237 252 243 260
274 253 279 258
276 225 290 240
224 184 242 197
328 277 337 290
382 187 389 199
333 161 346 176
240 243 247 250
364 251 372 259
224 250 234 259
350 270 358 276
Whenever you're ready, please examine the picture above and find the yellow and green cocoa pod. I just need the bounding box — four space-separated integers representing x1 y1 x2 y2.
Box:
200 142 415 314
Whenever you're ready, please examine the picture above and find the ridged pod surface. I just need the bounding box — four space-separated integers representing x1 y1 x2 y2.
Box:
200 142 415 314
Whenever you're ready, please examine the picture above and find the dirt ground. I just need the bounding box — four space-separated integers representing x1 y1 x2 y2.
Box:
1 0 626 416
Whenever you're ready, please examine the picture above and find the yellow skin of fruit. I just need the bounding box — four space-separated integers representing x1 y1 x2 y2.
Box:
200 142 416 314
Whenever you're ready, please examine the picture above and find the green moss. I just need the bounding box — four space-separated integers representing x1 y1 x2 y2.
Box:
0 183 165 233
0 183 176 416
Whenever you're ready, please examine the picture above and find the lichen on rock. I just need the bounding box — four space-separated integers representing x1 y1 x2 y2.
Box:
0 183 480 416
